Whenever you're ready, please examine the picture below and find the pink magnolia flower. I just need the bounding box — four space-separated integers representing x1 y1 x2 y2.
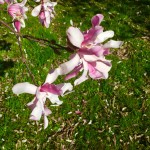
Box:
31 0 57 28
12 76 73 129
46 14 123 85
7 0 28 32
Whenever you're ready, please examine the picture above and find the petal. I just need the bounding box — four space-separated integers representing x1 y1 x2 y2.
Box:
39 11 45 20
30 105 42 120
74 60 88 86
12 82 37 95
91 14 104 27
67 27 84 48
95 31 114 43
89 46 110 57
103 40 124 48
44 115 48 129
40 83 62 95
95 61 112 79
82 26 103 46
27 97 38 110
31 5 41 17
65 64 82 80
45 11 50 24
88 62 103 79
44 106 52 116
36 88 47 103
20 18 25 28
45 68 59 84
14 21 21 32
83 54 100 62
58 54 80 75
44 21 49 28
23 7 28 13
47 94 63 105
19 0 27 7
89 46 105 57
8 4 21 17
51 2 57 6
45 54 80 84
56 83 73 96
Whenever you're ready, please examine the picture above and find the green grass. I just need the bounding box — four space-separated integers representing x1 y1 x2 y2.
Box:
0 0 150 149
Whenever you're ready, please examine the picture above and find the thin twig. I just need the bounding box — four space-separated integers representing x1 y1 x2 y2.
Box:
0 19 18 35
0 19 73 52
22 34 71 51
0 19 36 84
0 19 74 84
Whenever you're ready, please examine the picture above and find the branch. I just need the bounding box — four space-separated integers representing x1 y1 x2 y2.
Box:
0 19 18 35
0 19 73 52
22 34 73 53
0 19 74 84
0 19 36 85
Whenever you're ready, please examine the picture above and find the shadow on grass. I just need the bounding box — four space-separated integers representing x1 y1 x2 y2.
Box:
0 60 14 76
0 40 11 51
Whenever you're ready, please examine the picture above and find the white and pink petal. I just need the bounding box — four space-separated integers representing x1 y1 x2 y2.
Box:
58 54 80 75
65 64 83 80
45 68 60 84
56 83 73 96
30 105 43 121
67 27 84 48
95 61 112 79
88 62 102 79
12 82 37 95
74 60 88 86
91 14 104 27
47 94 63 105
31 4 41 17
40 83 62 95
95 30 114 43
44 115 49 129
103 40 124 48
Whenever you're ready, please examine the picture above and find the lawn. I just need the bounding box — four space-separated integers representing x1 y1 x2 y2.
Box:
0 0 150 149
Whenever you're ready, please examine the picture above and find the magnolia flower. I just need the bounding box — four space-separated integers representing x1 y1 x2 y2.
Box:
46 14 123 85
7 0 28 32
31 0 57 28
12 76 73 129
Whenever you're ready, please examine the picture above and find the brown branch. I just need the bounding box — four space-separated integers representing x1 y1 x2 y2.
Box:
0 19 36 85
22 34 73 52
0 19 73 52
0 19 18 35
0 19 74 84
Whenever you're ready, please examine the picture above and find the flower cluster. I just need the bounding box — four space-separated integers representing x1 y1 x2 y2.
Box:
47 14 123 85
1 0 57 32
12 74 73 129
1 0 123 129
12 14 123 129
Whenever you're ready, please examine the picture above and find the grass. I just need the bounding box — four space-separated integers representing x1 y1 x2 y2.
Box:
0 0 150 149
